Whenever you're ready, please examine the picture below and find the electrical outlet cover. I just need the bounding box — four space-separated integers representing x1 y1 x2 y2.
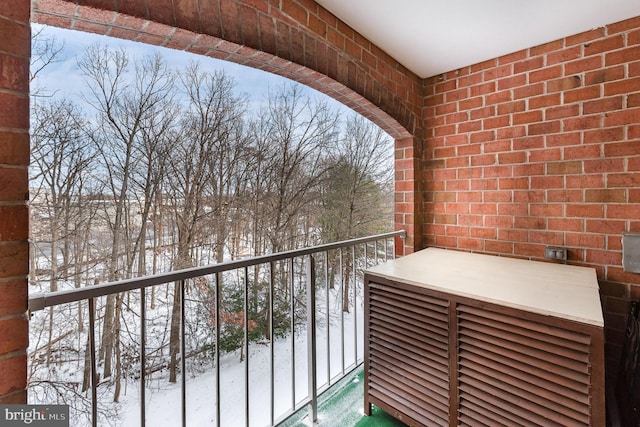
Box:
622 232 640 273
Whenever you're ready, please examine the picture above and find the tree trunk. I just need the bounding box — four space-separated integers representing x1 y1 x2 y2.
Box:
168 281 181 383
46 223 59 367
169 228 188 383
138 221 147 277
101 294 115 378
113 293 123 402
75 232 83 333
342 258 351 314
82 333 91 393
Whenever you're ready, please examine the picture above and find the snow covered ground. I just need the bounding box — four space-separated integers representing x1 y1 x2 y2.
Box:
117 304 364 426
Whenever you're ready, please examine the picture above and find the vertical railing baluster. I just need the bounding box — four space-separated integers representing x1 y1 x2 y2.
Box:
375 240 378 265
140 287 146 426
306 255 318 423
215 272 221 427
88 298 98 427
324 251 330 386
393 235 398 259
352 245 357 364
181 279 186 427
269 262 275 426
244 266 249 427
364 242 368 269
339 248 344 375
384 238 389 262
289 257 295 410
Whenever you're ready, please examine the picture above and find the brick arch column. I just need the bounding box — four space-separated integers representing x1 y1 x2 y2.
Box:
394 136 424 255
0 0 30 404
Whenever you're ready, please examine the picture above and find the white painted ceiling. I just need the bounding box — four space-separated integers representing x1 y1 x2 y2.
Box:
316 0 640 78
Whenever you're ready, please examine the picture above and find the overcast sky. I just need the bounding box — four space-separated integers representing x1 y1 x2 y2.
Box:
32 23 350 115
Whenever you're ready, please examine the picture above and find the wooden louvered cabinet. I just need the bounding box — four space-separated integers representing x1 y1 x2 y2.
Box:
364 248 605 427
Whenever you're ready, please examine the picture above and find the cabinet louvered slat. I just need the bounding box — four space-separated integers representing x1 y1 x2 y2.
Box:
458 314 590 363
370 355 448 397
457 304 593 427
459 330 590 381
370 341 449 381
366 280 450 426
370 301 448 339
368 386 447 426
459 305 592 349
458 347 590 410
370 311 448 353
458 392 531 427
459 379 564 427
370 365 449 414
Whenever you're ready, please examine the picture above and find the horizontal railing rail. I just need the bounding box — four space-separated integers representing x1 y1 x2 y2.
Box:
27 230 406 427
29 231 405 313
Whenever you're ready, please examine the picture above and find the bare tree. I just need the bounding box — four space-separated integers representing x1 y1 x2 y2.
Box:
78 44 176 401
320 114 393 240
255 84 339 254
319 114 393 310
30 26 65 96
31 98 96 364
129 83 179 279
29 27 67 285
244 115 274 258
164 63 247 381
240 85 339 341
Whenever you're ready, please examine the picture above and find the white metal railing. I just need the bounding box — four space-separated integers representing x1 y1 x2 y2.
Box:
28 230 405 426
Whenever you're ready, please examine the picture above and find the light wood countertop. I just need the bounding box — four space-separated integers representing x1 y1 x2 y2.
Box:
366 248 603 327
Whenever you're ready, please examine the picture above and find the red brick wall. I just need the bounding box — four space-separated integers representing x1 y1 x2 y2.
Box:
422 16 640 383
0 0 30 404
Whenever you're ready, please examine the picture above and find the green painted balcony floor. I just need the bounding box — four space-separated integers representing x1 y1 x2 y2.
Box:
280 368 407 427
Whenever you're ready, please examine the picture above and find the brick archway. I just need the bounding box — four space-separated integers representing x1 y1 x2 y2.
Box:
36 0 420 136
34 0 424 253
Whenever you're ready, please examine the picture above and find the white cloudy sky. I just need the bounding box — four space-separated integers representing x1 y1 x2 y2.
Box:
32 23 350 115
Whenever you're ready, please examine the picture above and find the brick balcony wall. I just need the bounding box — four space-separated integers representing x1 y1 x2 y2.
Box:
422 15 640 383
0 0 30 404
